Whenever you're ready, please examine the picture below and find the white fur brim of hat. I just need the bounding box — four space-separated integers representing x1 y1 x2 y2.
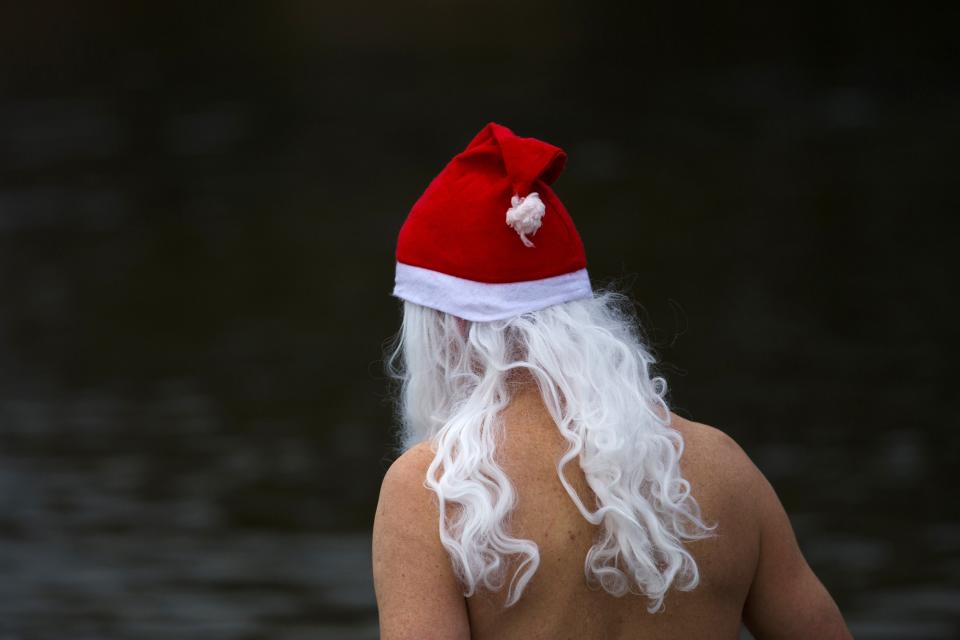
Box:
393 262 593 322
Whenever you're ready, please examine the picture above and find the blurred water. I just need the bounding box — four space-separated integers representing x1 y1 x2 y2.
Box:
1 21 959 637
0 385 379 639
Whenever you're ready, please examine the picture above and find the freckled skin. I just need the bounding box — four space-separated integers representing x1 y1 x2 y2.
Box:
373 383 852 639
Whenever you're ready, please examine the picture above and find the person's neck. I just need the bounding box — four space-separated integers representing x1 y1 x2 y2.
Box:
504 370 550 416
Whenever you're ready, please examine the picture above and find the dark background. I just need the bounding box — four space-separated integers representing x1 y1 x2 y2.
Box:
1 2 957 638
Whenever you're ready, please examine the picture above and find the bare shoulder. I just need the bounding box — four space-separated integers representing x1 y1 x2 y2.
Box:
375 441 438 529
373 443 472 638
667 412 769 531
668 413 852 637
669 412 737 447
670 412 759 483
381 441 436 490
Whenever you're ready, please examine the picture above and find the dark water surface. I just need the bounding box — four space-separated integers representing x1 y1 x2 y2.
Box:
2 5 959 638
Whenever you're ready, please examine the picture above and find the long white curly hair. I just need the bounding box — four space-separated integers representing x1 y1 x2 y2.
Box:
385 289 715 612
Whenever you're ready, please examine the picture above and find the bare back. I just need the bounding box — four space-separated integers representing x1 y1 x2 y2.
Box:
463 389 756 640
373 386 851 639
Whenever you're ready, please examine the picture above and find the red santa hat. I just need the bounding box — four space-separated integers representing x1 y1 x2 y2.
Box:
392 122 592 321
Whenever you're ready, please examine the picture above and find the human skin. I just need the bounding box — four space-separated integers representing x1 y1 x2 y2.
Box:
372 382 853 639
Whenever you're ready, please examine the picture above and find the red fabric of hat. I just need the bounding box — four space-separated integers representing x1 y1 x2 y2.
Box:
393 122 592 321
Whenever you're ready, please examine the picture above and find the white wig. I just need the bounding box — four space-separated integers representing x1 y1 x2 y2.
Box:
385 290 715 611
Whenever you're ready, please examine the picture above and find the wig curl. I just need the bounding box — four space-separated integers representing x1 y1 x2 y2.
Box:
386 290 715 611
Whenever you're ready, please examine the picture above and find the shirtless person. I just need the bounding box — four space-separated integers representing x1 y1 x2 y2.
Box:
373 123 851 639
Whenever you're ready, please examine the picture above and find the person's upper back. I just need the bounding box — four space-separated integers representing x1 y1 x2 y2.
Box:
373 385 852 639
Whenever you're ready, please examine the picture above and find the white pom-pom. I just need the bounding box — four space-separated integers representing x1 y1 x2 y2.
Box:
505 192 545 248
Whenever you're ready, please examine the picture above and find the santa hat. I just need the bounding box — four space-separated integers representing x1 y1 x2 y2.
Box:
392 122 592 321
